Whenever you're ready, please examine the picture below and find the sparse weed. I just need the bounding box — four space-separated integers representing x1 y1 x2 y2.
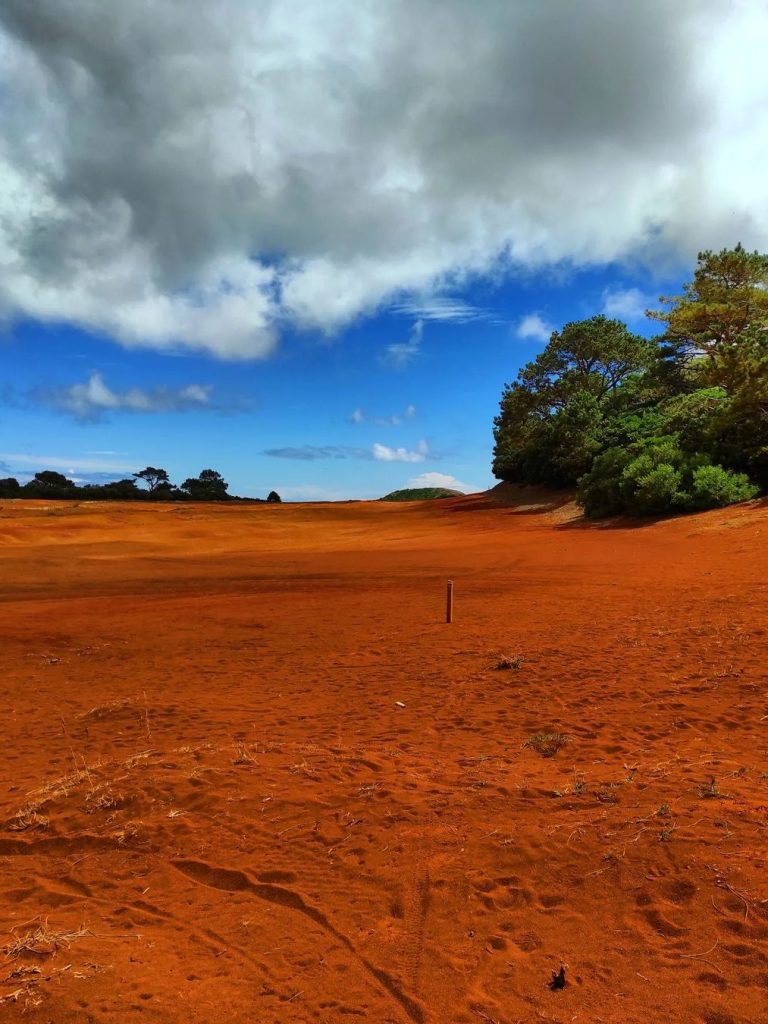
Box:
524 732 569 758
552 775 587 798
78 698 134 721
3 919 91 960
495 655 523 671
8 808 49 832
113 822 142 846
699 776 729 799
595 786 620 805
232 742 258 766
84 789 124 814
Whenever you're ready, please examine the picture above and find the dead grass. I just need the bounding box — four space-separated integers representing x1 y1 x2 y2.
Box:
524 732 570 758
494 654 523 671
78 698 135 721
3 919 91 960
84 788 125 814
232 741 258 765
8 808 49 832
552 775 586 798
27 766 91 807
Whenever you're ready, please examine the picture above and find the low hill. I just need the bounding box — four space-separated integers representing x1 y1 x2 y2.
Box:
380 486 464 501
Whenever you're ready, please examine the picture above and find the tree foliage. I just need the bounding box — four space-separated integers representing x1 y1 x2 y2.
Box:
493 246 768 516
180 469 229 501
0 468 278 503
493 315 654 486
133 466 170 492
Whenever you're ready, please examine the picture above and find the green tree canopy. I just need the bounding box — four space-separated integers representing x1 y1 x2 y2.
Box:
492 246 767 515
133 466 170 491
649 244 768 383
493 315 653 486
181 469 229 501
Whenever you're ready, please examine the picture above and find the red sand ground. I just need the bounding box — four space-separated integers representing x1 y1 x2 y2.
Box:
0 493 767 1024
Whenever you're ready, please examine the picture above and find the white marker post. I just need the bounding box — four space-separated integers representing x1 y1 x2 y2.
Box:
446 580 454 624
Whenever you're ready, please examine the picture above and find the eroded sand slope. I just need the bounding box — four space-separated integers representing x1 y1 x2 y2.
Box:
0 495 767 1023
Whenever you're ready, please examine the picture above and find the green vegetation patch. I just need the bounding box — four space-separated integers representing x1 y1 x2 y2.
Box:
492 244 768 518
380 487 464 501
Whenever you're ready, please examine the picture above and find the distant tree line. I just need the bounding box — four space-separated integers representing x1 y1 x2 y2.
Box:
493 245 768 517
0 466 282 504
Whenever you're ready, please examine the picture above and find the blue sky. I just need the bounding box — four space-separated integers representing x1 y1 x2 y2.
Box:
1 265 680 499
1 2 765 499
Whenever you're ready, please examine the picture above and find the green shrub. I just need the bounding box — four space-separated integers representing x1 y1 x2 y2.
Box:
630 462 687 514
380 487 463 501
689 465 758 510
578 435 757 517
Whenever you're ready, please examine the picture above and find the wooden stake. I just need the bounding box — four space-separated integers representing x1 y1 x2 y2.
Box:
446 580 454 623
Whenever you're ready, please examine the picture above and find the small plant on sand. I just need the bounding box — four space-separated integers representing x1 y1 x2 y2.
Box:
552 775 586 798
524 732 569 758
495 655 523 671
232 742 258 766
656 802 671 817
595 782 621 805
699 776 729 799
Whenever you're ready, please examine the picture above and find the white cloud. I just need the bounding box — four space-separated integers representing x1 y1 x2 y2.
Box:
602 286 653 322
0 452 136 474
373 439 429 463
392 296 489 323
350 403 417 426
382 320 423 368
2 3 768 357
42 372 212 420
515 313 553 343
407 471 474 493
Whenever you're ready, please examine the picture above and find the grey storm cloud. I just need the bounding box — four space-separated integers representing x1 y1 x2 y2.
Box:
1 1 767 359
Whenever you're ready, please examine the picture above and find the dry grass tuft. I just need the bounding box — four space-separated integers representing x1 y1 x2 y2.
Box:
524 732 569 758
84 788 124 814
494 655 523 671
4 919 91 960
552 775 586 798
27 767 90 807
232 742 258 766
78 698 134 721
8 808 49 832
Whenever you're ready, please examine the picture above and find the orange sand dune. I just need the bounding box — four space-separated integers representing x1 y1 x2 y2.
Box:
1 495 767 1023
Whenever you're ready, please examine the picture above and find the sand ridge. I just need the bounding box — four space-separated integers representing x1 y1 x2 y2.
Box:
1 495 767 1023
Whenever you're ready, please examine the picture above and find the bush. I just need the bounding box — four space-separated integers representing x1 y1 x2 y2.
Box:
266 490 282 503
689 465 758 510
380 487 463 501
630 462 687 514
578 435 758 517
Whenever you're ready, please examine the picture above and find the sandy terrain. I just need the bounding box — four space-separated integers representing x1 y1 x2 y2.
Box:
0 492 767 1024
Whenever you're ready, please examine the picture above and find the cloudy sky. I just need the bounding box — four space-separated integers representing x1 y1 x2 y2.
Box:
2 0 767 498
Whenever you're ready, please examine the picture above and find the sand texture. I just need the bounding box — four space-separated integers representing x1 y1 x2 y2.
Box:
1 494 767 1023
